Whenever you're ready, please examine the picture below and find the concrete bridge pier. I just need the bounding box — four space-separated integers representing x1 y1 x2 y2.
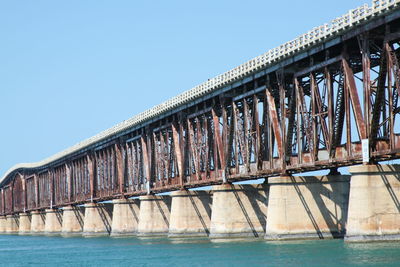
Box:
44 209 63 235
111 199 140 237
31 210 46 234
19 213 31 234
209 184 268 239
5 215 19 234
168 190 212 237
137 195 171 237
61 205 84 236
265 175 350 240
82 203 113 237
346 164 400 242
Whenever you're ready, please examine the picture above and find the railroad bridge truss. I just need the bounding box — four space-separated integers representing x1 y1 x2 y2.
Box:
2 1 400 216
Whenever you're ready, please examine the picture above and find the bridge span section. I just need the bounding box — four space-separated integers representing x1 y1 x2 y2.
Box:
1 1 400 242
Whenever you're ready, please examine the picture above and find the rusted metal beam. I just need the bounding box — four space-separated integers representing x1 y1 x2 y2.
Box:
371 42 388 148
295 55 344 78
311 73 330 151
187 118 201 181
50 169 54 208
87 154 95 201
243 98 250 171
1 189 4 215
295 79 315 158
344 62 352 157
325 68 334 157
310 73 318 161
343 59 367 140
232 101 239 174
203 115 210 176
386 43 400 101
388 49 395 150
141 135 151 194
195 116 203 179
360 34 371 141
179 122 186 183
296 79 303 164
331 67 346 155
279 83 287 170
252 95 261 169
22 174 27 212
171 123 184 187
34 174 39 209
265 89 283 158
115 143 125 197
212 108 226 179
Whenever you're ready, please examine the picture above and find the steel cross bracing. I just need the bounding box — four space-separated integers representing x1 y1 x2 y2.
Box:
2 2 400 215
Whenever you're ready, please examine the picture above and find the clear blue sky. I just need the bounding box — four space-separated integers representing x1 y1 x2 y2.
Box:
0 0 368 175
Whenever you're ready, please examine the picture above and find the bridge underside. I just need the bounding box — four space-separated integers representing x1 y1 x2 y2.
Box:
2 7 400 215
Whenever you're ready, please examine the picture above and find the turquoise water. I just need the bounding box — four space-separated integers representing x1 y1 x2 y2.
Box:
2 235 400 266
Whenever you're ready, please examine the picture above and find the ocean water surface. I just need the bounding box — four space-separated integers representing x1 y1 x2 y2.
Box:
2 235 400 266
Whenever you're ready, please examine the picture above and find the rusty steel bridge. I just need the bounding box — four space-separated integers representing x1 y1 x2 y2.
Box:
2 0 400 216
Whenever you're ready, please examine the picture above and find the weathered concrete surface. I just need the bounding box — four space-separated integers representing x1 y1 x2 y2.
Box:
62 205 84 235
346 164 400 242
31 210 46 234
5 215 19 234
0 216 6 233
265 175 350 240
82 203 113 237
19 213 31 234
44 209 63 235
137 195 171 236
169 190 212 237
111 199 140 237
209 184 268 238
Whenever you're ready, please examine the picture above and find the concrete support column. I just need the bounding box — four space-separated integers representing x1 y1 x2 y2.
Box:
31 210 46 234
346 164 400 242
209 184 268 239
82 203 113 237
111 199 140 237
169 190 212 237
61 205 84 235
44 209 63 235
0 216 7 233
265 175 350 240
137 195 171 236
19 213 31 235
5 215 19 234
